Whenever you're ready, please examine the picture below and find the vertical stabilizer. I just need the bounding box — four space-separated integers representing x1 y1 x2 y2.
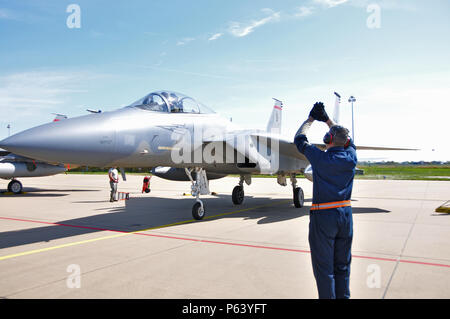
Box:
266 98 283 134
332 92 341 124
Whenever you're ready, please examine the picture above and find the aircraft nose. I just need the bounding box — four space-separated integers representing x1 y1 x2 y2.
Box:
0 116 117 166
0 132 36 154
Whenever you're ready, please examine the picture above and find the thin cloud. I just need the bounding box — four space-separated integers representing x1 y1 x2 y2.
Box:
294 6 314 18
0 71 104 118
313 0 349 8
176 37 195 46
208 33 223 41
228 8 281 38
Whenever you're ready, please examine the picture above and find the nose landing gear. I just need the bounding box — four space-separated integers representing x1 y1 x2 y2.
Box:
185 168 210 220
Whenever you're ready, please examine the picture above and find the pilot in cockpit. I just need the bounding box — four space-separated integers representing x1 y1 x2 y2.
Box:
162 92 183 113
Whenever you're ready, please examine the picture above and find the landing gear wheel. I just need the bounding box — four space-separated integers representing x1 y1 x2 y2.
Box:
232 186 245 205
293 187 304 208
9 180 23 194
192 202 205 220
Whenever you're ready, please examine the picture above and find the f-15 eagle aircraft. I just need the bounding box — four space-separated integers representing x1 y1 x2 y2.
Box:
0 90 411 218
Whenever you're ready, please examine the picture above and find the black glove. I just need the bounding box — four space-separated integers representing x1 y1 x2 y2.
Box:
309 102 329 122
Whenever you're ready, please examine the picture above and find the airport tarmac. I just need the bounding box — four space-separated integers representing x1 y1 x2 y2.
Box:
0 174 449 299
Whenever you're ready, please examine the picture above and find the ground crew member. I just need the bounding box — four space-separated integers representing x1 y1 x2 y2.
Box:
108 166 119 202
294 102 357 299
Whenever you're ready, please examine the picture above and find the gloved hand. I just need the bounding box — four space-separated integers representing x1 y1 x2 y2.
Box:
309 102 329 122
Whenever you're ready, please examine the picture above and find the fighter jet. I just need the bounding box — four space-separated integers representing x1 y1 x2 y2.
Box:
0 148 66 194
1 114 68 193
0 90 412 218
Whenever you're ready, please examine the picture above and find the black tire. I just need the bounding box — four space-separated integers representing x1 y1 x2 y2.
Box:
9 180 23 194
192 202 205 220
7 181 12 192
293 187 304 208
232 185 245 205
144 188 150 193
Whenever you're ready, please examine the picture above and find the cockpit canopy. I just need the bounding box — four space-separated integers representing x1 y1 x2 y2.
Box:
129 91 215 114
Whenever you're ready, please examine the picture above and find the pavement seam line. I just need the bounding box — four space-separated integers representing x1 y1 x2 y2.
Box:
381 181 429 299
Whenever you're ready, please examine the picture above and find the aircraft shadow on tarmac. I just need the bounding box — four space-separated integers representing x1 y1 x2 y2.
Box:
0 187 100 198
0 194 390 250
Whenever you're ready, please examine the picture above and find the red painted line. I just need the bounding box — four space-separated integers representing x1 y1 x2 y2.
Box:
0 216 56 226
398 259 450 268
199 239 311 254
353 255 397 263
274 105 282 110
1 216 449 269
134 232 201 243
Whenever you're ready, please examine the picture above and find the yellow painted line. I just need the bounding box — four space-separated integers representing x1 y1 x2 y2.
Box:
0 200 291 262
0 233 127 262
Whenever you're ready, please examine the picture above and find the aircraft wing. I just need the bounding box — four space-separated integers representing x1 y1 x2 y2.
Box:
249 132 308 161
311 144 419 151
202 130 308 163
203 130 417 166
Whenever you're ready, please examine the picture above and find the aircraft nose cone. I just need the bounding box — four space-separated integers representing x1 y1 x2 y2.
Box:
0 124 65 160
0 115 117 166
0 133 35 154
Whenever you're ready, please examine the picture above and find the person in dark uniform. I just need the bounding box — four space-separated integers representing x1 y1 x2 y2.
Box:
294 102 357 299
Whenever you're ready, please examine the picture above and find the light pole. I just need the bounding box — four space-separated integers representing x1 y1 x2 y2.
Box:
348 96 356 142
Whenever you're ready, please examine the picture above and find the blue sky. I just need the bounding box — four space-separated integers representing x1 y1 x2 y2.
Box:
1 0 449 161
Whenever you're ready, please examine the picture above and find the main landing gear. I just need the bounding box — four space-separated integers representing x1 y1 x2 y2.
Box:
7 179 23 194
290 174 304 208
232 175 251 205
185 169 304 221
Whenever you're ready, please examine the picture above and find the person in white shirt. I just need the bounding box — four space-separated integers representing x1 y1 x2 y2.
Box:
108 166 119 202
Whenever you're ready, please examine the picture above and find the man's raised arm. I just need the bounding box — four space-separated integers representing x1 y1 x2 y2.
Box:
294 101 329 154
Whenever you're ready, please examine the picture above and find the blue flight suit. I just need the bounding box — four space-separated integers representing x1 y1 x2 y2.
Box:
294 134 357 299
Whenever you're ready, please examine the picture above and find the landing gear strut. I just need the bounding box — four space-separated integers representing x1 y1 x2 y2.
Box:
185 168 210 220
8 179 23 194
290 174 304 208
